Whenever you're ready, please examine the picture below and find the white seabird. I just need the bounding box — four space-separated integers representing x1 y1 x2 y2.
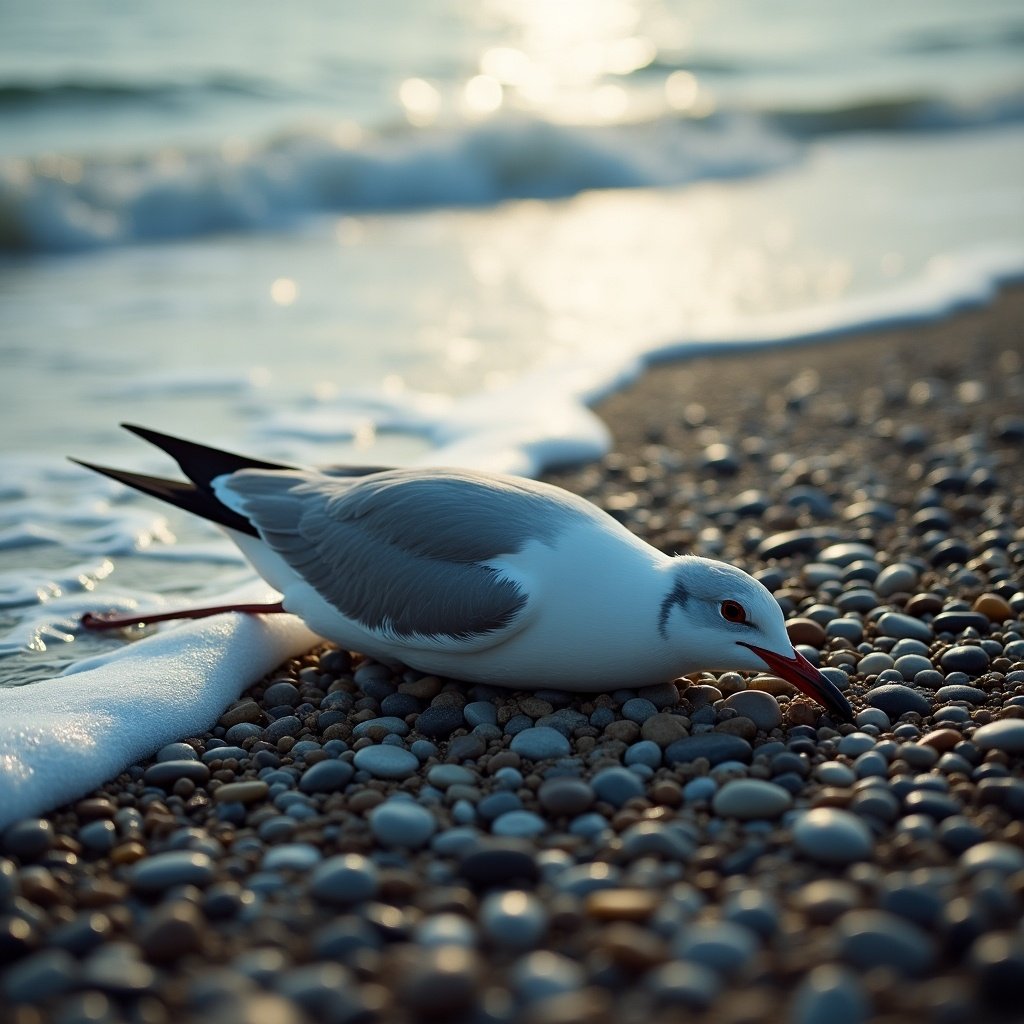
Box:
73 424 853 721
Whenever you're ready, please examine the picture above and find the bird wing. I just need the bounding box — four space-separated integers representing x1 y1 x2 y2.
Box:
216 466 578 650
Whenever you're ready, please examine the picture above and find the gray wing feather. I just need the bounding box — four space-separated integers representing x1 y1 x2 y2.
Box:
223 468 573 641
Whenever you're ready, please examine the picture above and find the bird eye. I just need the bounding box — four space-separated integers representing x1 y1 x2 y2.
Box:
720 600 747 624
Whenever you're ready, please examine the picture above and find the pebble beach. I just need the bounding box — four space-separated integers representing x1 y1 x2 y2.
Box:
3 289 1024 1024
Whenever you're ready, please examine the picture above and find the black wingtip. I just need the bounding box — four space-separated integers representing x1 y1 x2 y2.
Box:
117 423 292 490
70 455 259 536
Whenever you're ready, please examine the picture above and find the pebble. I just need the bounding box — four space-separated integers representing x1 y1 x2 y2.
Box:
665 734 752 765
509 726 571 760
835 909 936 975
792 809 873 864
672 921 758 974
492 811 547 839
214 780 268 803
2 818 54 860
480 891 547 950
790 965 869 1024
369 800 437 847
866 684 932 718
876 612 933 643
352 745 419 779
298 758 353 793
723 690 783 730
308 854 378 905
973 719 1024 753
130 851 215 892
939 645 990 675
712 779 792 819
415 704 465 739
538 778 595 816
591 766 645 806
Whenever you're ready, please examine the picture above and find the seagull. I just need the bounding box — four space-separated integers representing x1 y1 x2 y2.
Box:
72 424 853 722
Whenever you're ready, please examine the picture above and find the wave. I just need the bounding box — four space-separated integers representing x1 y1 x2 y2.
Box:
0 113 796 252
0 73 283 108
2 86 1021 254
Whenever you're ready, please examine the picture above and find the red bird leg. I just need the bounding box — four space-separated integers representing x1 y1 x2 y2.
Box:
80 601 287 631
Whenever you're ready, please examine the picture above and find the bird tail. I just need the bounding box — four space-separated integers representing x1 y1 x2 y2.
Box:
68 424 296 536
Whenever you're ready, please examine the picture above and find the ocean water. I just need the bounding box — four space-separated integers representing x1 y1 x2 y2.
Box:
1 0 1023 721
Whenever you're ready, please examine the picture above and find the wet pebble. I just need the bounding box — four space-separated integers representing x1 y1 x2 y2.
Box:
665 734 752 765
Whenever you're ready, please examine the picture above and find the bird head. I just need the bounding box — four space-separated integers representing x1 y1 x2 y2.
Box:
663 557 854 723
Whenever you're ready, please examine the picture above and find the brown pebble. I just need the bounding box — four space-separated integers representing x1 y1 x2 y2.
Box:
348 789 385 812
213 780 269 804
76 879 128 907
110 841 147 865
597 921 668 970
398 675 443 700
715 716 757 740
219 700 264 727
603 720 641 743
920 728 961 751
585 888 658 921
905 593 943 617
138 901 205 962
518 697 555 718
649 780 683 807
972 593 1012 622
786 701 820 726
640 712 689 746
75 797 116 821
787 617 828 647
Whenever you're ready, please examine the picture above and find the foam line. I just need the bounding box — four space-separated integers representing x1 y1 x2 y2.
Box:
0 593 319 829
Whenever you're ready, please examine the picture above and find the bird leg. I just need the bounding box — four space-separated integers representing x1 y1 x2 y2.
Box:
80 601 286 631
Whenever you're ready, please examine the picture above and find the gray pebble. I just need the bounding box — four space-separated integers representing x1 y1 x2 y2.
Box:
723 690 782 730
264 715 302 743
960 841 1024 876
463 701 497 728
351 716 410 738
790 965 870 1024
509 726 571 760
370 800 437 847
814 761 856 786
793 809 873 864
538 778 595 816
427 764 477 789
2 948 79 1004
672 921 758 974
353 745 419 780
308 854 378 905
875 564 919 598
867 684 932 718
973 719 1024 753
940 645 990 675
712 779 792 819
665 734 752 766
492 810 547 839
876 612 933 643
835 909 936 975
592 766 645 806
2 818 54 859
155 742 198 762
480 890 547 950
131 851 215 892
261 843 322 872
298 758 354 794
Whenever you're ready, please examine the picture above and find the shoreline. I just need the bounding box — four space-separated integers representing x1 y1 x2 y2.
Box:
2 288 1024 1023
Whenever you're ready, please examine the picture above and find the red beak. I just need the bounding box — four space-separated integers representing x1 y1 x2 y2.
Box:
739 642 853 723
